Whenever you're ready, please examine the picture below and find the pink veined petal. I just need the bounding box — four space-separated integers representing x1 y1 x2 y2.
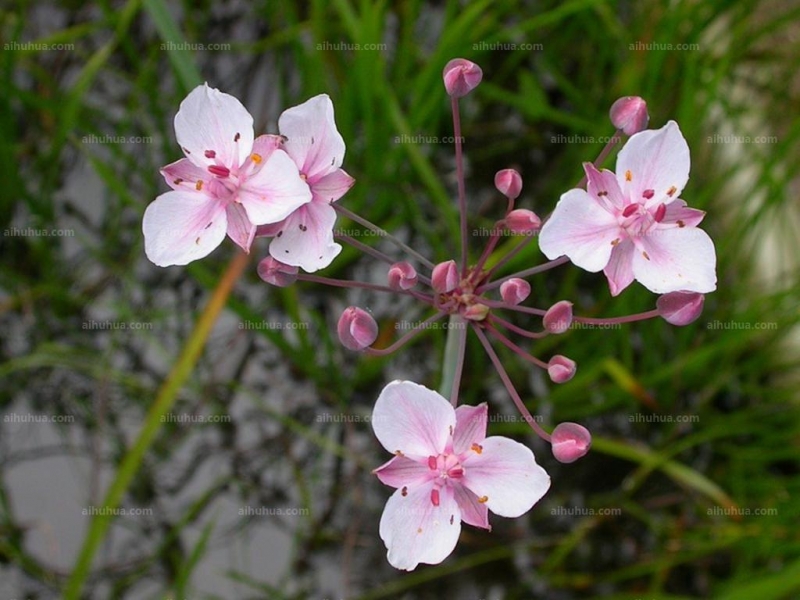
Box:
379 482 461 571
461 436 550 518
279 94 346 182
604 239 635 297
142 190 227 267
174 83 255 170
452 403 488 456
660 199 706 229
237 149 312 225
539 188 621 272
583 162 626 211
160 158 209 192
616 120 690 209
452 483 490 531
311 168 355 204
373 455 432 489
239 134 286 179
225 202 256 253
632 227 717 294
371 381 456 459
267 200 342 272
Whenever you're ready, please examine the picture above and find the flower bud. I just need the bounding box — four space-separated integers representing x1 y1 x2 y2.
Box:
543 301 573 334
387 261 418 291
462 303 489 321
550 422 592 463
505 209 541 233
547 355 576 383
609 96 649 136
499 278 530 305
431 260 459 294
656 291 705 326
257 256 298 287
494 169 523 201
337 307 378 351
442 58 483 98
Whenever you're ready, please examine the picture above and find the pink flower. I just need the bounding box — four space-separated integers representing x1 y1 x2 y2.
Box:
372 381 550 570
143 84 312 267
264 94 355 272
539 121 716 296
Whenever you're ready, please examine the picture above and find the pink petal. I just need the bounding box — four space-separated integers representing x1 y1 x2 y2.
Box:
539 188 621 272
452 403 488 456
174 83 254 170
604 239 635 296
660 199 706 228
379 483 461 571
267 200 342 272
632 227 717 294
461 436 550 518
312 168 355 204
373 455 432 489
371 381 456 459
279 94 346 182
237 149 312 225
452 484 490 530
160 158 209 191
142 191 227 267
225 202 256 253
584 163 625 211
240 134 285 177
616 121 690 209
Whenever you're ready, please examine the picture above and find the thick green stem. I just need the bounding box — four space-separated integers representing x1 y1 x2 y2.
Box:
438 315 467 404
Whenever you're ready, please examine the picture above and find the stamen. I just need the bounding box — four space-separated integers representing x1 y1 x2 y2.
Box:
431 488 440 507
642 189 654 199
625 170 632 182
477 495 488 503
234 132 241 142
667 185 677 197
654 203 666 222
195 180 204 191
622 204 638 218
208 165 230 178
642 251 651 261
470 443 483 454
401 486 408 497
250 153 262 164
204 150 216 159
428 456 437 470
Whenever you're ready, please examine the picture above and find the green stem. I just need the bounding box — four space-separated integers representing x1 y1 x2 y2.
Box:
63 251 249 599
438 315 466 404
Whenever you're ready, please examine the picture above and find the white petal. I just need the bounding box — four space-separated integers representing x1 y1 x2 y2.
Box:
312 168 355 204
632 227 717 293
267 200 341 272
452 404 488 456
225 202 256 253
279 94 346 181
237 149 312 225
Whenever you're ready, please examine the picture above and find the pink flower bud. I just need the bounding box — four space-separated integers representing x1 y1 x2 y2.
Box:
442 58 483 98
257 256 298 287
505 209 541 233
499 278 530 305
337 307 378 351
431 260 459 294
548 355 576 383
462 303 489 321
609 96 649 136
543 301 573 334
494 169 523 200
550 422 592 463
387 261 418 291
657 291 705 326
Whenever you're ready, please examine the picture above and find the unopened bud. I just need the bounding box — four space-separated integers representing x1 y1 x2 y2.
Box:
337 307 378 351
499 278 530 305
462 303 489 321
442 58 483 98
609 96 649 136
550 422 592 463
505 209 541 233
657 291 704 326
388 261 418 291
257 256 298 287
432 260 459 294
547 355 576 383
494 169 523 201
543 301 573 334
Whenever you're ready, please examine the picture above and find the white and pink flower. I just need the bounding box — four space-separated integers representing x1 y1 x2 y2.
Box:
539 121 716 296
372 381 550 571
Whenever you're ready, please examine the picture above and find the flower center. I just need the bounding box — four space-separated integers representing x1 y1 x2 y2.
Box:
428 453 464 486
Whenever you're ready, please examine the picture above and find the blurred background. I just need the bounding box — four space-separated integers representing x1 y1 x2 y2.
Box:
1 0 799 598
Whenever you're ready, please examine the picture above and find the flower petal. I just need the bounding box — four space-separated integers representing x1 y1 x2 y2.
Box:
539 188 620 272
616 121 690 209
452 484 490 530
604 239 635 296
584 163 625 211
452 403 488 456
174 83 254 170
312 168 355 204
237 149 312 225
267 200 342 272
142 191 227 267
660 199 706 229
160 158 209 191
632 227 717 294
462 436 550 518
373 455 432 489
279 94 346 181
379 483 461 571
372 381 456 459
225 202 256 253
